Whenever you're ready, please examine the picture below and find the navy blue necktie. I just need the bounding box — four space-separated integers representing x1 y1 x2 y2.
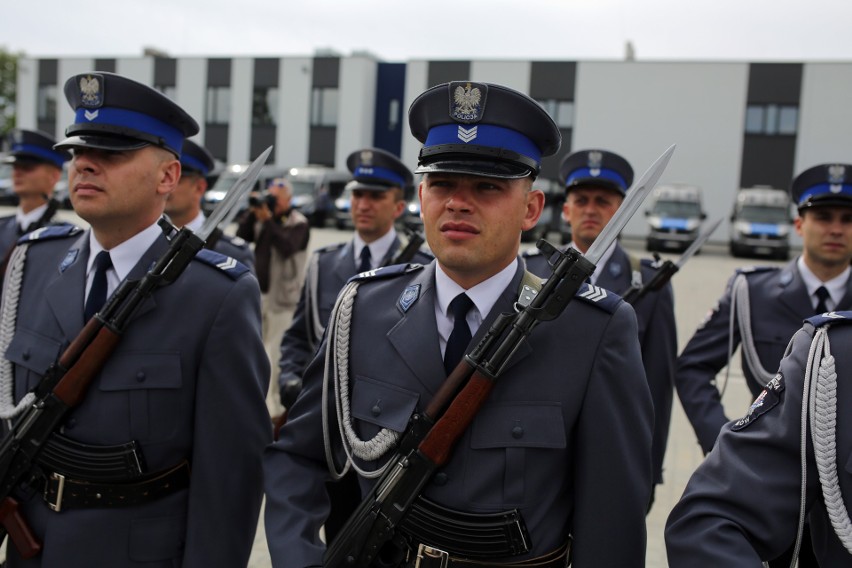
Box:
815 286 830 315
444 293 474 375
357 246 372 273
84 251 112 321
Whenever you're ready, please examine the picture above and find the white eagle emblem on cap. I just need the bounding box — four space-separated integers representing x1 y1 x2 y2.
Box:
79 75 103 108
360 150 373 166
451 83 483 122
588 151 603 176
828 164 846 186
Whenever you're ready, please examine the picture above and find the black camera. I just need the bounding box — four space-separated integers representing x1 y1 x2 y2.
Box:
249 192 277 210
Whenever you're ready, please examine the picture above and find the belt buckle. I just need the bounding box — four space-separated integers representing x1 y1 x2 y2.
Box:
415 544 449 568
44 472 66 512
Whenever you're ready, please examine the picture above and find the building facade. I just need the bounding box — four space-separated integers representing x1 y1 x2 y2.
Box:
16 54 852 240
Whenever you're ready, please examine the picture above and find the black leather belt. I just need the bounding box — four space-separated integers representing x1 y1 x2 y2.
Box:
410 540 571 568
400 497 531 559
42 460 190 512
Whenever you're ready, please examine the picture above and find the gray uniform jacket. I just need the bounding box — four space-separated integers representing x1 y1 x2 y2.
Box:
0 201 62 269
277 237 432 391
264 259 653 568
524 243 677 485
666 312 852 566
2 226 270 567
675 259 852 454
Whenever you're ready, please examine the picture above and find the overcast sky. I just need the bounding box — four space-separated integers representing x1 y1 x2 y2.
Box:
4 0 852 62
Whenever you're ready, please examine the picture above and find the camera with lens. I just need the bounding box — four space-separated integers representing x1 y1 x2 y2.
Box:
248 191 277 211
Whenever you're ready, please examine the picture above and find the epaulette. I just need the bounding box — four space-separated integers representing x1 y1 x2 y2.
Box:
193 249 251 280
805 311 852 328
347 263 424 284
521 247 543 258
573 282 622 314
315 242 347 255
736 265 779 275
17 223 82 245
225 234 248 248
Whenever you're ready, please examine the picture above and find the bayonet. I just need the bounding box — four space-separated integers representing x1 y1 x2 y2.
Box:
585 144 676 264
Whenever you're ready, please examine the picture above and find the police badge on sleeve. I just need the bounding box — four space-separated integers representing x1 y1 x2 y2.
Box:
732 373 785 431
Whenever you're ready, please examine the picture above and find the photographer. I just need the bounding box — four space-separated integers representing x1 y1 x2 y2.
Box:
237 177 310 416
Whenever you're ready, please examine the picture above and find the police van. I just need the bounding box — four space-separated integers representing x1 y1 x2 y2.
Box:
729 186 792 260
645 184 706 252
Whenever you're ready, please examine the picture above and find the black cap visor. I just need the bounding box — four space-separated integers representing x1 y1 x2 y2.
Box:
565 179 626 197
55 134 150 153
345 179 399 193
798 195 852 211
415 158 534 180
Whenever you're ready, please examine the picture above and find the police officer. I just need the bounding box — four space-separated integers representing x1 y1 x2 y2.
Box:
265 81 653 567
0 129 70 262
164 137 255 270
676 163 852 451
277 146 432 400
666 310 852 565
276 146 431 541
524 149 676 507
673 162 852 566
0 71 270 566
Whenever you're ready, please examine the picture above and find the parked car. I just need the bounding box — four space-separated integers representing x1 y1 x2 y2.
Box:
729 186 792 260
645 183 706 252
286 166 350 227
201 163 289 216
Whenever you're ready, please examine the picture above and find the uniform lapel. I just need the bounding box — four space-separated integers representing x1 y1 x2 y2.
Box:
387 260 533 396
120 234 168 323
334 241 357 286
45 232 88 341
776 261 813 319
595 245 629 292
835 271 852 311
379 236 402 267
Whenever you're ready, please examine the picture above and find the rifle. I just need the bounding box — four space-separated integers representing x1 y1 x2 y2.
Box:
0 147 272 559
323 144 675 568
390 224 426 266
620 218 721 305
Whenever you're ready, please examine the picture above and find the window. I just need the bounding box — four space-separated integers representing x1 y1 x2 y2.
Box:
537 99 574 129
745 104 798 135
155 85 176 101
252 86 279 126
388 99 400 131
206 86 231 124
311 88 338 127
37 85 57 121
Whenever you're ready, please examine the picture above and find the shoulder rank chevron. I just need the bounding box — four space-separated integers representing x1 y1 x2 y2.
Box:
736 265 779 275
315 242 347 255
574 283 621 313
806 310 852 328
347 263 424 284
17 223 82 245
194 249 250 280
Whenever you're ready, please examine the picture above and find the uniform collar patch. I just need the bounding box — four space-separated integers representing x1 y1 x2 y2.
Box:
58 249 79 273
398 284 420 312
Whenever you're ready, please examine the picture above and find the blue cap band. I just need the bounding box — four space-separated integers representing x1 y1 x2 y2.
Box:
353 165 406 186
11 143 66 168
73 106 184 154
798 183 852 205
565 167 628 191
181 153 210 176
424 124 542 165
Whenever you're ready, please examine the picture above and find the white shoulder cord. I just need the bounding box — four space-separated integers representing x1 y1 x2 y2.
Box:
733 273 777 388
806 325 852 554
322 280 400 481
0 244 36 424
305 252 325 349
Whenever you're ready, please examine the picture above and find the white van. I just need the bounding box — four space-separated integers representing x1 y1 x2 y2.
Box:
645 184 706 252
729 186 793 260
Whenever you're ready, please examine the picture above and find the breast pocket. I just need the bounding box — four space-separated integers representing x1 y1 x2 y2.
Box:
5 327 64 394
97 351 183 445
466 402 566 507
350 375 420 440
